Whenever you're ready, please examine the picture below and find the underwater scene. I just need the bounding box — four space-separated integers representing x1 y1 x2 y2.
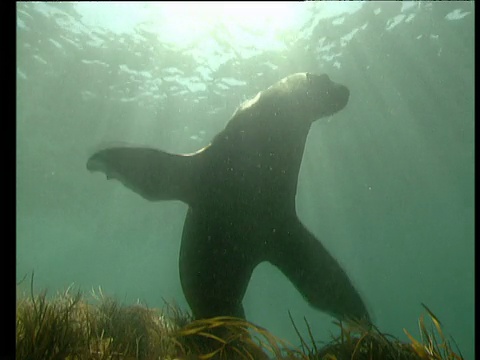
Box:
16 2 474 359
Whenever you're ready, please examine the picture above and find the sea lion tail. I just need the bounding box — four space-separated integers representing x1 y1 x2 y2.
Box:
86 146 202 204
267 217 371 322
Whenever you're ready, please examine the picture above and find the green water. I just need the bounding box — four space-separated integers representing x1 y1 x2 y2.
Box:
16 2 474 358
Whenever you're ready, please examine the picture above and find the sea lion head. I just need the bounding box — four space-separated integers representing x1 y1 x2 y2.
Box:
302 72 349 118
256 72 350 124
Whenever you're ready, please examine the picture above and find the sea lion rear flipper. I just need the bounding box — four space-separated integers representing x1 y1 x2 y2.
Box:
268 218 371 322
86 147 199 203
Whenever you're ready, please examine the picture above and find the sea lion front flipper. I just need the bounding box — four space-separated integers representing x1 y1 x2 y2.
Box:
86 147 199 204
267 218 371 322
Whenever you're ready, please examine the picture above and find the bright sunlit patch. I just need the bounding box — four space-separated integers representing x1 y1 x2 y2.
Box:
75 2 304 50
145 1 305 49
72 2 366 54
159 2 299 30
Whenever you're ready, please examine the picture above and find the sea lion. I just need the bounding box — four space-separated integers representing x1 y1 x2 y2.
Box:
87 73 371 322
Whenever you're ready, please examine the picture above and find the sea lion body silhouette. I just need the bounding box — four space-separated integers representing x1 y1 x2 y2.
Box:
87 73 370 322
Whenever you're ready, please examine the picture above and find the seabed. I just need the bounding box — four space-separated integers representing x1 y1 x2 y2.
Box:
16 279 464 360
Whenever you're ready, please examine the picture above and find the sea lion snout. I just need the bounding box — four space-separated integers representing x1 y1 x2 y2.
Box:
304 73 350 120
329 81 350 114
